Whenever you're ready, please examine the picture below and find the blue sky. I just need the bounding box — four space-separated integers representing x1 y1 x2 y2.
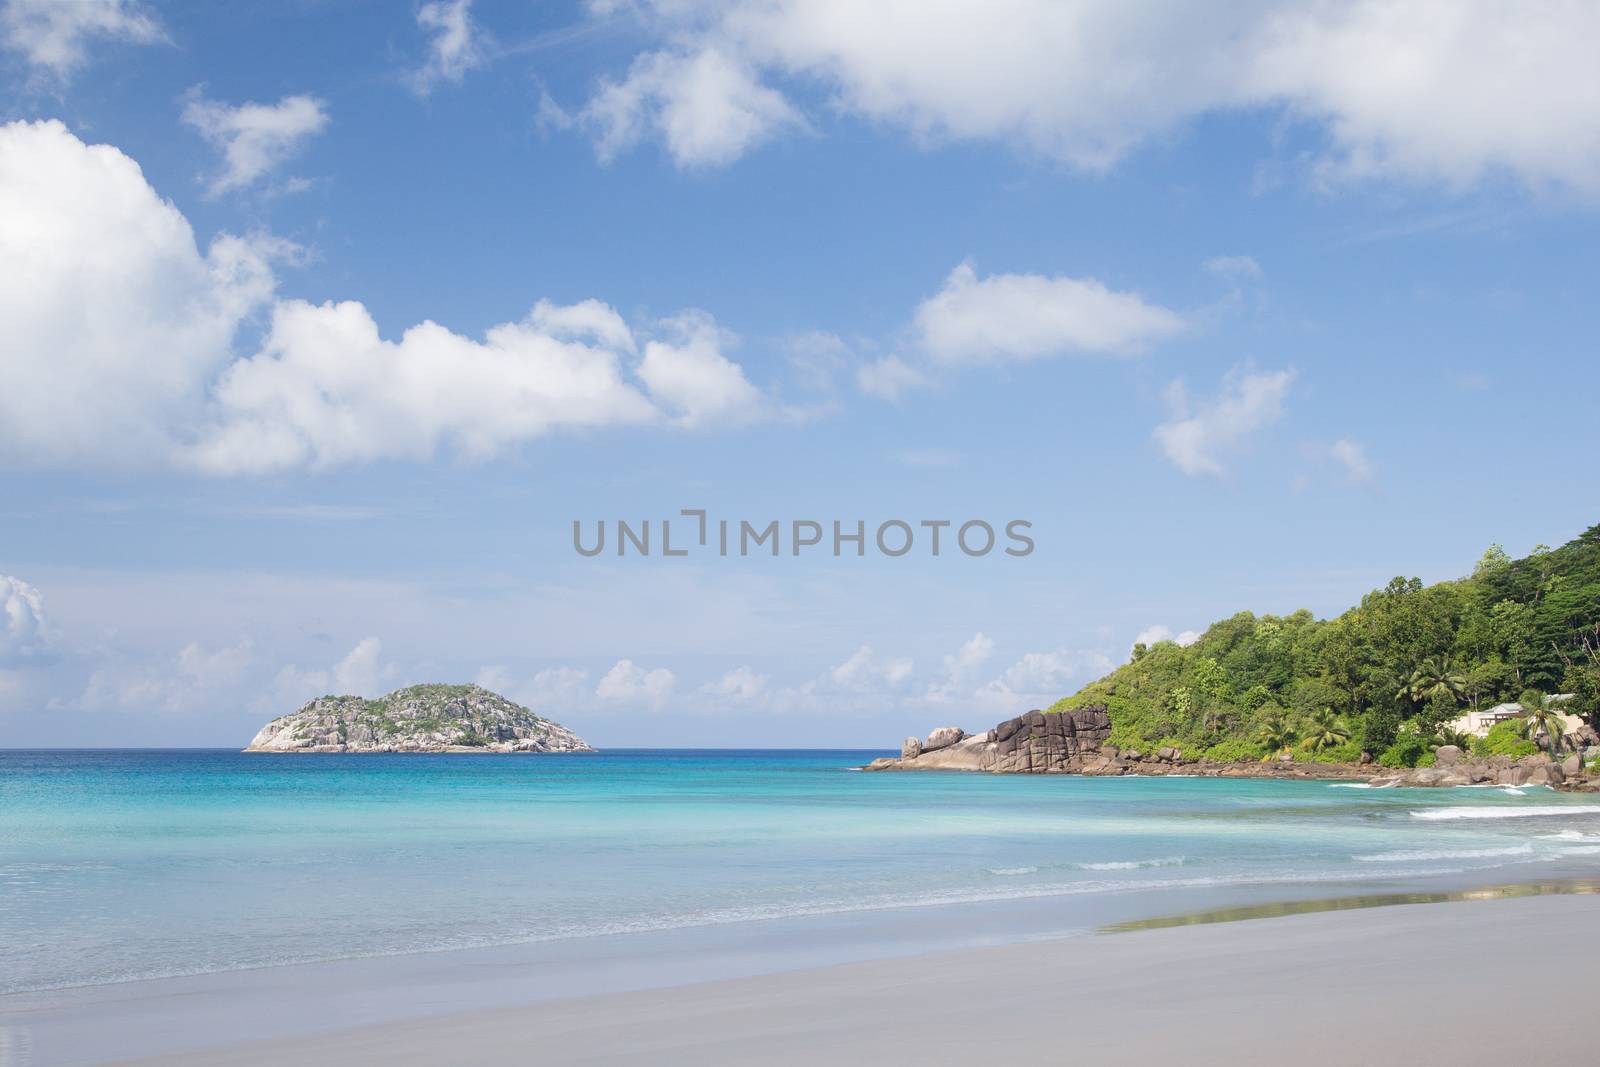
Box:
2 0 1598 747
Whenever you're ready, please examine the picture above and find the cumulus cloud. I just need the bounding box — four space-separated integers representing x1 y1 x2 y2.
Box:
582 44 804 168
1153 368 1295 477
79 637 254 713
273 636 392 706
925 631 994 703
1 574 50 661
912 262 1184 366
1 0 162 80
411 0 485 94
181 92 329 196
186 298 661 472
829 645 915 693
1135 625 1201 650
596 659 676 710
636 312 767 428
1330 438 1374 483
700 665 769 705
0 120 768 475
578 1 1600 194
0 119 278 468
972 648 1115 715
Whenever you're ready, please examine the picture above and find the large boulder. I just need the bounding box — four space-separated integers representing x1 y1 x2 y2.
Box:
1561 753 1583 777
1496 766 1529 786
1526 762 1565 786
901 737 922 760
923 726 965 752
1405 767 1448 787
1434 745 1461 766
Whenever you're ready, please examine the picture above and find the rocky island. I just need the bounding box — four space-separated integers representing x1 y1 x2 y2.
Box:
244 684 593 754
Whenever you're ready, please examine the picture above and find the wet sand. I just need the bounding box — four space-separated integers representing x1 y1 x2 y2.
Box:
85 893 1595 1066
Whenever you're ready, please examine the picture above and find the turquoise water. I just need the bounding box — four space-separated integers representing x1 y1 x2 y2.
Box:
4 749 1600 995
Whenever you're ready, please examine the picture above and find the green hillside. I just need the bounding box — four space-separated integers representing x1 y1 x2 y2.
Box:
1047 523 1600 768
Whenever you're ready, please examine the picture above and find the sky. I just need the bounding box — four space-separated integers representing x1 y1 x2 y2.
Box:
2 0 1598 748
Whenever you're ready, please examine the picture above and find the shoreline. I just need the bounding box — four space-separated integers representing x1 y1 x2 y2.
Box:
871 709 1597 790
93 892 1600 1066
9 866 1600 1066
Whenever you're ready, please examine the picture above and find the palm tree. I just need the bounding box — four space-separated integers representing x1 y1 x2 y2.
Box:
1256 713 1297 761
1301 709 1352 755
1396 655 1468 707
1518 693 1568 759
1432 724 1473 751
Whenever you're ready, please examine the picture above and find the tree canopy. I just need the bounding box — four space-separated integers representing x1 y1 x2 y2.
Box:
1047 523 1600 767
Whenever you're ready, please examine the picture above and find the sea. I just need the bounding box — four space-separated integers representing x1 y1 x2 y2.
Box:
5 748 1600 997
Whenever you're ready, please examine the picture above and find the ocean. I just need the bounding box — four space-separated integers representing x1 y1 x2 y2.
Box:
5 749 1600 996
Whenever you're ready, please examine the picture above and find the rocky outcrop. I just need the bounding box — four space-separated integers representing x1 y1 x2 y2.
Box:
244 684 593 754
866 707 1115 774
1369 751 1586 789
867 711 1597 788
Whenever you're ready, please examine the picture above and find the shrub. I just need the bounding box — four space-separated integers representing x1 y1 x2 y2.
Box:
1378 736 1430 768
1292 739 1361 764
1200 737 1259 763
1472 718 1538 758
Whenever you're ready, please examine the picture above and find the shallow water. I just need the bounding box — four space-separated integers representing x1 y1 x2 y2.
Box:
4 748 1600 994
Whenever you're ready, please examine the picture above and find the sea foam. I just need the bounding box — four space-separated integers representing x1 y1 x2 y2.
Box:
1075 856 1185 871
1354 845 1533 862
1409 805 1600 821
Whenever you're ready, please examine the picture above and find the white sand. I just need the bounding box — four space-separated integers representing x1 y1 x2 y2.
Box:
98 894 1594 1066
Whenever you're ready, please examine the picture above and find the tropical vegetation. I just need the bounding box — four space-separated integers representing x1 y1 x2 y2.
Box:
1046 524 1600 767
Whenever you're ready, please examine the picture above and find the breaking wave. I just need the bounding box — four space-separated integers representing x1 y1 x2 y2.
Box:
1409 806 1600 821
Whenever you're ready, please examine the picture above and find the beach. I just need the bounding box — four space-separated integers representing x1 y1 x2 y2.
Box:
5 893 1581 1065
7 751 1600 1065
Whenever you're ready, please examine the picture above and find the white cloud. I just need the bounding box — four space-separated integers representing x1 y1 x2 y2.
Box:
525 666 591 710
972 648 1114 714
0 119 278 469
700 665 769 704
1 0 162 80
1135 625 1201 649
829 644 914 692
273 636 391 705
784 330 849 391
412 0 485 94
912 262 1184 366
1153 368 1295 477
1330 438 1374 483
79 637 253 713
855 356 928 401
1204 255 1263 280
582 44 804 168
186 298 661 473
1 574 49 661
635 312 766 428
925 631 994 703
596 659 676 709
181 93 329 196
0 120 770 475
581 1 1600 194
478 664 593 712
